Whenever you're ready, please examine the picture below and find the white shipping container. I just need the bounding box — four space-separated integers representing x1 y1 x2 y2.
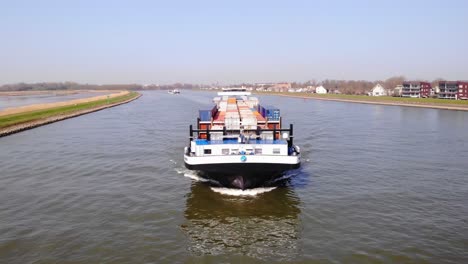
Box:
247 102 257 108
260 131 274 140
226 117 239 121
226 124 240 130
244 125 258 130
242 117 257 126
249 97 259 104
210 132 224 140
225 117 240 128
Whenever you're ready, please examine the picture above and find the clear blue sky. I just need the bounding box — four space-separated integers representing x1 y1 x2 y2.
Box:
1 0 467 85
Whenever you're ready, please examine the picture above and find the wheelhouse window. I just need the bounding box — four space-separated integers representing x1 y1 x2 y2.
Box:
204 149 212 155
273 148 280 154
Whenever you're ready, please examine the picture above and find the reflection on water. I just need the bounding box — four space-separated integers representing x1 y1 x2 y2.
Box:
1 91 467 262
181 183 301 261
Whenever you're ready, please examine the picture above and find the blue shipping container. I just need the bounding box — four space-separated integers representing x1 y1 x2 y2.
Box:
257 105 266 118
199 110 212 121
211 105 218 117
265 106 280 120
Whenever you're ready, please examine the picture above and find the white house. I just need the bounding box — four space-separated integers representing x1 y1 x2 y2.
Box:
315 86 327 94
332 89 341 94
371 84 387 96
393 85 403 97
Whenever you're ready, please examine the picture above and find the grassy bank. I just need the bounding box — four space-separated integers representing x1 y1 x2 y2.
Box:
255 92 468 107
0 91 139 129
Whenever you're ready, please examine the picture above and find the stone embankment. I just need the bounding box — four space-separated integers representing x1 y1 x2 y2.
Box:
272 94 468 111
0 92 141 138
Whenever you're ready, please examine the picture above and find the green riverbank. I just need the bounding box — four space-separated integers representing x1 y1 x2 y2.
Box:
254 92 468 110
0 91 140 129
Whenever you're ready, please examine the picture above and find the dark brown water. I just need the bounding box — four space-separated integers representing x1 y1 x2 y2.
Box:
1 91 467 263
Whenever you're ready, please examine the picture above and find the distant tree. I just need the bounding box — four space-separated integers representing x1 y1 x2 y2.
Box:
383 76 406 90
431 78 445 88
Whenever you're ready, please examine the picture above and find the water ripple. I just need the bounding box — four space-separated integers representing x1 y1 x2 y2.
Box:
0 91 467 263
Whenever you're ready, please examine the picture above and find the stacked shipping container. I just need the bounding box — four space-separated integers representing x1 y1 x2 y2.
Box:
238 100 257 129
257 105 280 121
199 96 278 136
225 97 240 130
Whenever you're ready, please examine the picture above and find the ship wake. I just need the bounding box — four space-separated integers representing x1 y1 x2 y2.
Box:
178 165 301 196
210 186 276 196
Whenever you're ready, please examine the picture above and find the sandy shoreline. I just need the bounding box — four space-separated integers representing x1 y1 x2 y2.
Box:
0 90 118 96
261 93 468 112
0 91 128 117
0 92 141 138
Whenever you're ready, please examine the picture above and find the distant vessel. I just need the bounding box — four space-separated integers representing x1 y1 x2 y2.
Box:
168 89 180 94
184 88 301 189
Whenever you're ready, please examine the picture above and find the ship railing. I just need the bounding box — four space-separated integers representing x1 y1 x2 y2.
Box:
189 124 294 147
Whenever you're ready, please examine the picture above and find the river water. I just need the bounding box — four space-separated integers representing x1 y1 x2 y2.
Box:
0 91 467 263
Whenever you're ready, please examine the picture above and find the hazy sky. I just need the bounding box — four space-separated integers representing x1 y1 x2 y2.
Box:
1 0 467 85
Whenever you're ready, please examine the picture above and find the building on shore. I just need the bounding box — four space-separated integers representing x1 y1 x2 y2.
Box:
438 81 468 100
332 89 341 94
393 85 403 97
272 82 291 92
315 86 327 94
401 81 432 98
370 84 387 96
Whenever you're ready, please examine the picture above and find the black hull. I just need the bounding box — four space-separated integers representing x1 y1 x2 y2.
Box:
184 162 300 189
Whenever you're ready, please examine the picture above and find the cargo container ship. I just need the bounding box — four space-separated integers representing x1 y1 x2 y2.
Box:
184 88 301 189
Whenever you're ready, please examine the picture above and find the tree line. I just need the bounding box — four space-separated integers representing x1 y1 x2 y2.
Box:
291 76 445 95
229 76 447 95
0 82 143 91
0 82 208 91
0 77 447 94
